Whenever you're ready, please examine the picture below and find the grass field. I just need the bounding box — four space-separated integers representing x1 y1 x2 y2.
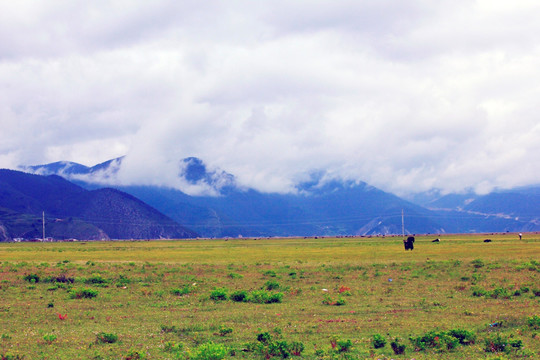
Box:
0 233 539 359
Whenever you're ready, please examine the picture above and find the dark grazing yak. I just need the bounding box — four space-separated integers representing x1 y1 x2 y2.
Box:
404 236 415 250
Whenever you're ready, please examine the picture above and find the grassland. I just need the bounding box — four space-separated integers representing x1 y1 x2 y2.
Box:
0 233 539 359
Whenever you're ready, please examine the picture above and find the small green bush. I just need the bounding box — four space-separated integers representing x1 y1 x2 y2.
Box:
164 341 184 353
265 280 280 290
490 287 511 299
193 342 228 360
210 288 228 301
372 333 386 349
43 334 57 344
250 290 270 304
171 285 191 296
335 296 346 306
471 259 485 268
439 334 459 350
267 292 283 303
116 275 131 287
230 290 249 302
336 339 352 352
484 333 523 353
257 332 272 344
263 270 277 278
218 325 233 336
69 288 98 299
484 334 508 353
527 315 540 329
85 274 108 285
290 341 304 356
448 328 476 345
23 274 40 283
410 330 446 350
228 272 243 279
96 332 118 344
124 349 146 359
268 341 291 358
471 286 487 297
249 290 283 304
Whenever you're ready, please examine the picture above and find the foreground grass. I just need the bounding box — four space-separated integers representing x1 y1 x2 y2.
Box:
0 233 539 359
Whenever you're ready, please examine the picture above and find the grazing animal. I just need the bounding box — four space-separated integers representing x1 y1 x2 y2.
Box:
432 238 440 242
483 239 492 243
404 236 415 250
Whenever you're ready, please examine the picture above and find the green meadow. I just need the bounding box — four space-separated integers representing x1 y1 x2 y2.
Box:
0 233 539 359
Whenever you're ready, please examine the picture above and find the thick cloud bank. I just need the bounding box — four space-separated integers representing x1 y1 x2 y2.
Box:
1 1 539 195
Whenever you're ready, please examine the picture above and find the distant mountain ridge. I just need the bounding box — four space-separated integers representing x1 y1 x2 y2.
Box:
0 169 198 242
20 157 540 237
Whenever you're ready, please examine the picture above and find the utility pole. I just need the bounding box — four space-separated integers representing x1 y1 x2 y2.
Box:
401 209 405 240
42 211 45 242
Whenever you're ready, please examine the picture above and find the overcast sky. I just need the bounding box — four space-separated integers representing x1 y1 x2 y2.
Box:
1 0 539 196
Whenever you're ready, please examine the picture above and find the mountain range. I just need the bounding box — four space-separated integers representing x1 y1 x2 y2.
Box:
16 157 540 239
0 169 198 242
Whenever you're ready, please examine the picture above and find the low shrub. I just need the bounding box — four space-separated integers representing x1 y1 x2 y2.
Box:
164 341 184 353
23 274 39 283
171 285 191 296
218 325 233 337
230 290 249 302
411 329 475 351
322 294 346 306
410 330 442 351
484 334 523 353
257 332 272 344
210 288 228 301
85 274 108 285
447 328 476 345
372 333 387 349
263 270 277 278
267 292 283 303
250 290 283 304
471 259 485 268
43 334 57 344
69 288 98 299
490 287 511 299
290 341 304 356
527 315 540 329
193 342 228 360
265 280 280 290
227 272 243 279
471 286 487 297
116 275 131 287
96 332 118 344
124 349 146 360
336 339 352 353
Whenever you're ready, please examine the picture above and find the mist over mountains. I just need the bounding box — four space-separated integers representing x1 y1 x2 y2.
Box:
15 157 540 239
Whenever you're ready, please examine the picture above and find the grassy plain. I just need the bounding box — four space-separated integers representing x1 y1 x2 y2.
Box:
0 233 539 359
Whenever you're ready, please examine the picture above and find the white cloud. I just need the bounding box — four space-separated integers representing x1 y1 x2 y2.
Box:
0 0 539 195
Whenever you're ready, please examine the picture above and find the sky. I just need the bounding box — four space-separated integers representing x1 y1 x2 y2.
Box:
1 0 539 196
